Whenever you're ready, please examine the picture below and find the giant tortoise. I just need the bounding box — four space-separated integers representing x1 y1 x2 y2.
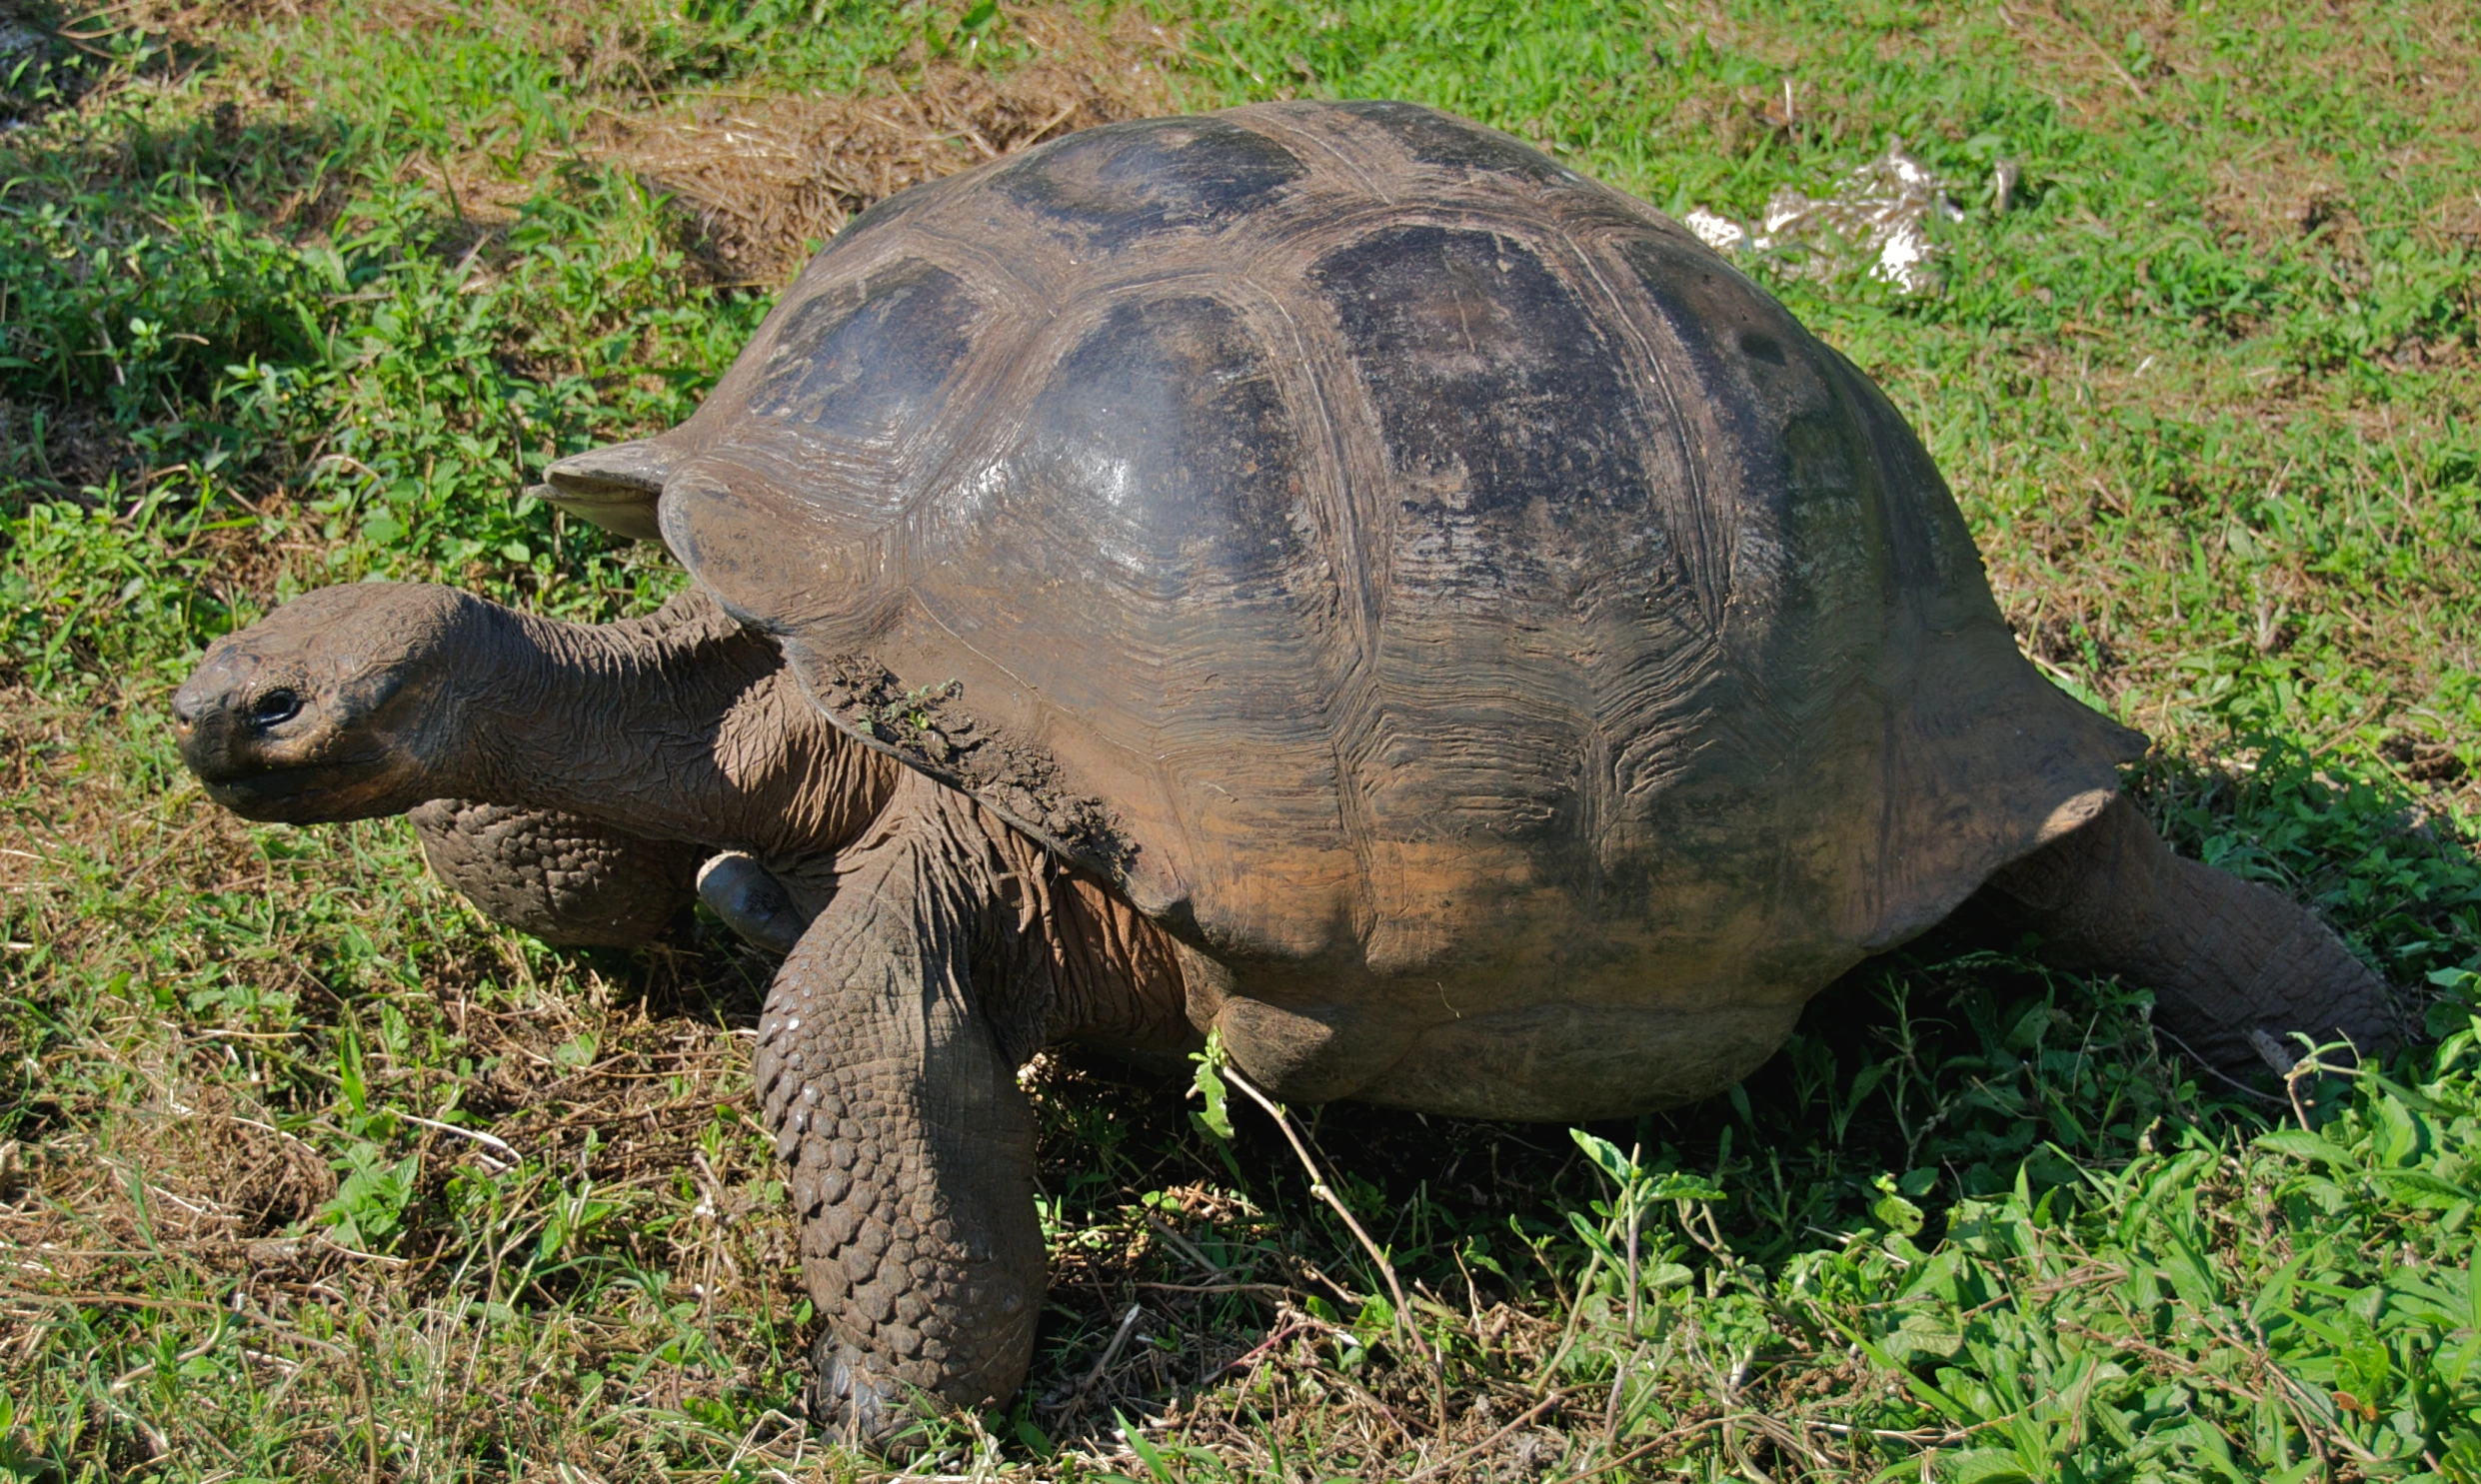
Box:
172 100 2398 1436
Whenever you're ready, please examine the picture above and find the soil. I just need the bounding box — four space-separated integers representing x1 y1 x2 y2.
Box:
798 650 1134 874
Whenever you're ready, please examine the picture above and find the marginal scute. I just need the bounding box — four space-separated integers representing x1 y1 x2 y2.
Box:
788 647 1135 876
541 439 680 542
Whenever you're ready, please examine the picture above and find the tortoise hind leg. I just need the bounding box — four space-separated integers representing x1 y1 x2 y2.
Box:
756 771 1046 1446
1986 793 2404 1073
410 799 702 947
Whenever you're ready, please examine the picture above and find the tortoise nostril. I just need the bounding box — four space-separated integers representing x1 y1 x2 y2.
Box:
250 689 303 729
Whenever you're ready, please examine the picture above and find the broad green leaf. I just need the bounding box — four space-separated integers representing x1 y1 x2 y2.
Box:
1569 1127 1635 1184
1939 1446 2037 1482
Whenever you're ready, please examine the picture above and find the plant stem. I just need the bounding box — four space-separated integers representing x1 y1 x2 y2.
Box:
1221 1062 1439 1380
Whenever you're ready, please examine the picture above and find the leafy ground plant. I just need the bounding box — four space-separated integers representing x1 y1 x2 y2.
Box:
2 0 2477 1479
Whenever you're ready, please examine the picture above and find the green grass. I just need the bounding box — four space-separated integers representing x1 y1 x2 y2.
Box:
2 0 2478 1478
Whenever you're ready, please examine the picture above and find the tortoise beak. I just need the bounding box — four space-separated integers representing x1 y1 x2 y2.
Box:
173 647 405 822
171 650 273 786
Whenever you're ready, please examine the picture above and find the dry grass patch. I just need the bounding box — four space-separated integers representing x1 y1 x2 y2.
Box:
14 0 1189 281
0 401 144 504
593 7 1183 283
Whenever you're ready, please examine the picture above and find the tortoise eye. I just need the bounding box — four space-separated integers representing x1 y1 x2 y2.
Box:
250 689 302 728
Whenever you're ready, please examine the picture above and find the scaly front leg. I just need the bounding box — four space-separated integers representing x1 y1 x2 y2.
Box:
755 771 1049 1446
409 799 703 946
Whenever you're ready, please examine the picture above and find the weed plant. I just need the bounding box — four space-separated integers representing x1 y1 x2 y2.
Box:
1 1 2477 1479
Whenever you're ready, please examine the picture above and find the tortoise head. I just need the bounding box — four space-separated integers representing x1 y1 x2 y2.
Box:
172 583 484 823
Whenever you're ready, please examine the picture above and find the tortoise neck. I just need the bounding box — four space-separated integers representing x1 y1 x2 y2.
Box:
448 590 897 859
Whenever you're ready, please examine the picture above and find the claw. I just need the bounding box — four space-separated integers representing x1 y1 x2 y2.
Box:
809 1334 930 1454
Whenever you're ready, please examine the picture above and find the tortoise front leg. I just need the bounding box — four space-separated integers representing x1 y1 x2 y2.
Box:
410 799 702 946
757 772 1047 1444
418 804 829 954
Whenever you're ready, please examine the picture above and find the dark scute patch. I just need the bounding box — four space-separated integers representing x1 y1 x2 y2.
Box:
1611 238 1778 443
751 259 981 446
1335 100 1573 188
1775 404 1891 620
995 118 1304 248
1612 230 1894 613
1312 225 1654 570
1011 295 1307 598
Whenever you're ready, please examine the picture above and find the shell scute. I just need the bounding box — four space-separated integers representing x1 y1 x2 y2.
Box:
1309 224 1677 597
992 116 1307 248
1334 98 1583 190
749 259 986 455
998 294 1310 602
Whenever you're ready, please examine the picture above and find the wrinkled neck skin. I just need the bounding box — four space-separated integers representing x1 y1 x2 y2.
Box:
427 588 1189 1058
443 590 899 863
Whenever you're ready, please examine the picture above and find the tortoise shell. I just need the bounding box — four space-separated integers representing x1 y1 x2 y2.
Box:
546 101 2139 1117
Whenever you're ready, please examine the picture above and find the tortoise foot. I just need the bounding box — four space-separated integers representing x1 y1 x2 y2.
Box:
807 1335 931 1453
1991 794 2404 1076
